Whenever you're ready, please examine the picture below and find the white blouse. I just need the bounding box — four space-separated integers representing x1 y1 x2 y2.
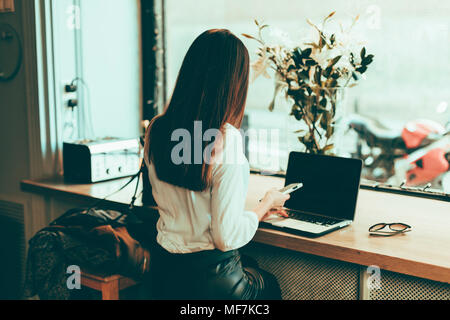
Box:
145 123 259 254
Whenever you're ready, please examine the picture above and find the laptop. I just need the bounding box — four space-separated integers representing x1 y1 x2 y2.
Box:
262 152 363 238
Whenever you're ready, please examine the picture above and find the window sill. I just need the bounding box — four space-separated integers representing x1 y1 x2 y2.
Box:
250 169 450 202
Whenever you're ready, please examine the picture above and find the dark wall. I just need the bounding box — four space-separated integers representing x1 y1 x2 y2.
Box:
0 0 31 197
0 0 32 299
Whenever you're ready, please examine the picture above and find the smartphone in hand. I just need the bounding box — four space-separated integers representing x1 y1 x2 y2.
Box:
279 183 303 195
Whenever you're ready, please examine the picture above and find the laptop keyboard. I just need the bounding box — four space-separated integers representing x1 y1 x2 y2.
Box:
286 210 341 227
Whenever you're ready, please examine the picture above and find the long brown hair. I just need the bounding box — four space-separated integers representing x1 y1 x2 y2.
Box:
145 29 250 191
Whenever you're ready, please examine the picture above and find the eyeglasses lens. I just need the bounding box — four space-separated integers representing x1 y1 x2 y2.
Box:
370 224 386 232
390 223 409 231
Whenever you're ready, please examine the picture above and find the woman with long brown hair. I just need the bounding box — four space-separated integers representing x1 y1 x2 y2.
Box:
144 29 289 300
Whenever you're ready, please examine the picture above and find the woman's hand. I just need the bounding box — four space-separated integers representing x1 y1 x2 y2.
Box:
253 189 290 222
262 189 291 208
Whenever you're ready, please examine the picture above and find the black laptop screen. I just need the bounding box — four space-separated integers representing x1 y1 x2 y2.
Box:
284 152 363 221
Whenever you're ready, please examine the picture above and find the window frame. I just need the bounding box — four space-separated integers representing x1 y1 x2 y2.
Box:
141 0 166 122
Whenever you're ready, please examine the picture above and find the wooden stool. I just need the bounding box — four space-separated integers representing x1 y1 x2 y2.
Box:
81 272 138 300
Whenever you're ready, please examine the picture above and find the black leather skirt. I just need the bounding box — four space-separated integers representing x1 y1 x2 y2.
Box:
144 244 281 300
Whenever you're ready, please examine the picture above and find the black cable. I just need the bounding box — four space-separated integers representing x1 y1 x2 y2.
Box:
129 171 142 210
70 77 96 139
87 169 141 211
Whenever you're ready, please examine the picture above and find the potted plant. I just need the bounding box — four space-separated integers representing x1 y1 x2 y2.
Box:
244 12 374 155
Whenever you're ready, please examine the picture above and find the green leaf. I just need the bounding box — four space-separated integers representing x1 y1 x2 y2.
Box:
305 59 317 67
349 53 356 67
324 66 333 78
268 100 275 112
362 54 374 66
306 19 319 30
324 11 336 23
242 33 257 40
298 70 309 81
291 105 303 120
292 48 303 67
360 47 366 59
356 66 367 74
301 48 312 57
311 104 318 114
314 67 322 85
320 112 329 128
323 144 335 152
326 126 334 139
328 55 342 67
287 64 297 73
268 80 285 112
330 34 336 45
330 72 339 79
329 78 338 87
319 32 326 49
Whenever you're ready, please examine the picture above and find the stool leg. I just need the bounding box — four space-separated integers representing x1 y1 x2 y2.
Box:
100 280 119 300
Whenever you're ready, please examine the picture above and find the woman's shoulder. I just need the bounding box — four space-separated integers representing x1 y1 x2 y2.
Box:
223 122 242 139
211 123 247 167
223 122 239 131
222 123 244 150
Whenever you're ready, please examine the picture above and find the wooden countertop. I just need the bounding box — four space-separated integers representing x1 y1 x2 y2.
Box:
21 174 450 284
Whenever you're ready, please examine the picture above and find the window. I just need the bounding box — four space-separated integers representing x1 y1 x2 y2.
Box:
164 0 450 198
52 0 142 142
